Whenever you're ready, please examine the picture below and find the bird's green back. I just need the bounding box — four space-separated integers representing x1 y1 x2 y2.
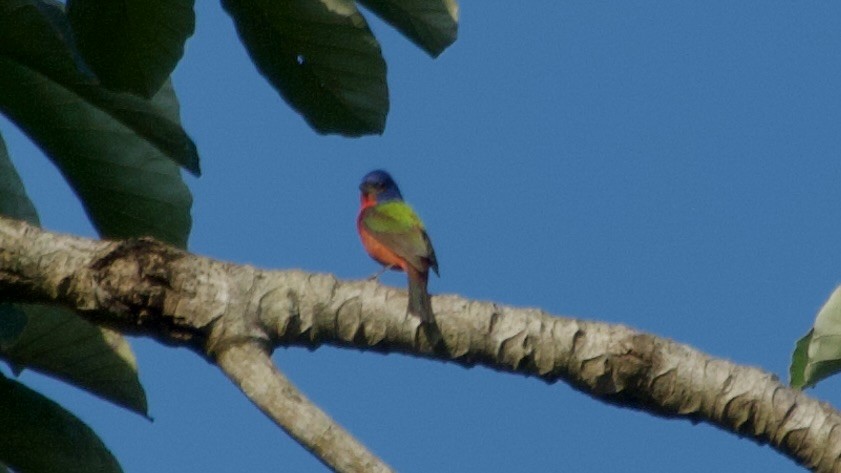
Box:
361 201 438 274
363 201 424 233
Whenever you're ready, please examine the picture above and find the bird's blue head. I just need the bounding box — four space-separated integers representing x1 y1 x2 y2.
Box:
359 169 404 203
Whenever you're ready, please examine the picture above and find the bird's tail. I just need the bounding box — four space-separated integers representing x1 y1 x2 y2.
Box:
407 268 434 324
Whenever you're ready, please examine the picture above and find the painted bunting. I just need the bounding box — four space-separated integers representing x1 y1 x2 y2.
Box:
357 170 439 323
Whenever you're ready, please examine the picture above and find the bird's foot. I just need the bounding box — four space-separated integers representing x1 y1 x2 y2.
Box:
367 265 394 281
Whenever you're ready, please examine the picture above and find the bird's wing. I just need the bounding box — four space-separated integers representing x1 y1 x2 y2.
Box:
361 201 436 273
423 231 439 276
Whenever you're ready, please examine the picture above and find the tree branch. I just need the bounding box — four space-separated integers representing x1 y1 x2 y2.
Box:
216 342 393 472
0 217 837 472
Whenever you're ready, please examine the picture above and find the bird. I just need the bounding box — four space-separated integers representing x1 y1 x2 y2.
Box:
357 170 439 323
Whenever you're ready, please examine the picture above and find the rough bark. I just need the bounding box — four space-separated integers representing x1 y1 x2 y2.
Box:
0 217 837 472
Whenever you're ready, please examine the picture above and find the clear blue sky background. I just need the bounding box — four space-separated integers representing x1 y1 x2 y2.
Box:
3 1 841 471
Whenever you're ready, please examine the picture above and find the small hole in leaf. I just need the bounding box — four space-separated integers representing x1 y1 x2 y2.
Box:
296 54 305 65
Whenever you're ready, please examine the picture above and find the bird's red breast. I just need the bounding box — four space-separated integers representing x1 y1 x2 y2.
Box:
360 191 377 208
357 194 411 273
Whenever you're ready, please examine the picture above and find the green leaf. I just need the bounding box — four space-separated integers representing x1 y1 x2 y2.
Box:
789 286 841 388
789 330 812 389
358 0 458 57
66 0 195 98
0 304 27 351
1 305 148 416
0 131 39 225
0 60 193 247
222 0 388 136
0 133 148 415
0 0 200 174
0 0 93 80
0 373 123 473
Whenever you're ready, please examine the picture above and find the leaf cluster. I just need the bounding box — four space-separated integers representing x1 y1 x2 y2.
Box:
0 0 457 470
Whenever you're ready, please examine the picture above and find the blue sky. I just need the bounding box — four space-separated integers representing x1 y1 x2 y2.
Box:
3 1 841 471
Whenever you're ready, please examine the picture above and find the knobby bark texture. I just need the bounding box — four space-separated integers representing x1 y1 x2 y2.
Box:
0 217 838 472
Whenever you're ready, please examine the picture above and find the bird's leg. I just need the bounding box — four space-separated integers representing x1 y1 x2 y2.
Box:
368 265 395 281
